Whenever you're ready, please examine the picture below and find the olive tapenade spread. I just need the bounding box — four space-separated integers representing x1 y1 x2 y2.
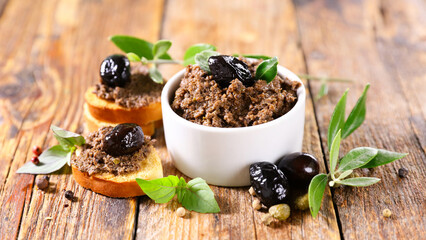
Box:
71 126 153 175
172 59 300 127
95 64 163 109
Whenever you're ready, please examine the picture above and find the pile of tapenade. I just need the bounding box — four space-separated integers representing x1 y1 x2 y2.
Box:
172 58 300 128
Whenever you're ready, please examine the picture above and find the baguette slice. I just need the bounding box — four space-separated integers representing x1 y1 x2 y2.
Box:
72 146 163 198
83 103 156 135
85 87 162 125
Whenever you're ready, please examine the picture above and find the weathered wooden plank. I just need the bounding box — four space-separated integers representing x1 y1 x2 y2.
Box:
294 0 426 239
0 0 164 239
135 0 340 239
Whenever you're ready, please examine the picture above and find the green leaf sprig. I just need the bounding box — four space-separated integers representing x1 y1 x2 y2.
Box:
308 85 408 218
16 126 85 174
136 175 220 213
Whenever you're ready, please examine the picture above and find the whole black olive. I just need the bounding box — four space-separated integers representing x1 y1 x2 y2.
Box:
103 123 144 157
100 54 131 87
249 162 290 207
208 55 255 88
276 152 319 189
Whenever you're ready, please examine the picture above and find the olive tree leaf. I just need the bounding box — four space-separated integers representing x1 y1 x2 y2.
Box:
339 177 381 187
51 125 85 147
149 67 164 84
329 130 342 177
233 54 271 60
342 84 370 139
361 149 408 168
152 40 172 60
194 50 220 73
183 44 216 66
127 52 141 62
136 175 180 203
327 90 347 151
337 169 353 180
179 178 220 213
255 56 278 83
16 145 70 174
337 147 378 172
109 35 154 60
308 173 328 218
316 80 328 100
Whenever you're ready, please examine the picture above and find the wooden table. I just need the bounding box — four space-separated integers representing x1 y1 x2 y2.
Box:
0 0 425 239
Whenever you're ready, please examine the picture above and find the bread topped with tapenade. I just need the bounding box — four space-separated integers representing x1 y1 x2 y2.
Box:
84 54 163 135
71 123 163 198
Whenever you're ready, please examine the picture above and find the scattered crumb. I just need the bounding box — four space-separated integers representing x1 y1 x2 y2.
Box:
176 207 186 218
248 187 256 196
252 199 262 210
261 213 274 226
45 217 53 221
382 209 392 218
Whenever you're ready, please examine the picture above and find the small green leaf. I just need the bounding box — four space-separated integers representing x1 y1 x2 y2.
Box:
136 175 180 203
339 177 380 187
329 130 342 176
179 178 220 213
308 173 328 218
149 67 163 84
328 90 348 150
183 44 216 66
152 40 172 60
176 177 187 203
342 84 370 138
51 125 85 147
361 149 408 168
127 52 141 62
337 169 353 180
109 35 154 60
16 145 70 174
255 56 278 83
316 81 328 100
239 54 271 60
194 50 220 72
337 147 378 172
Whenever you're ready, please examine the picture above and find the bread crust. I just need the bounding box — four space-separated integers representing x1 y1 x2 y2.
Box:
72 146 163 198
85 87 162 125
83 103 156 135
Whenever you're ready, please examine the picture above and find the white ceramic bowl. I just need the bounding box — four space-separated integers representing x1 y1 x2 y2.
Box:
161 65 305 186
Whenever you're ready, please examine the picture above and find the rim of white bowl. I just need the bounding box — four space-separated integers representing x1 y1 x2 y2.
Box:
161 65 306 134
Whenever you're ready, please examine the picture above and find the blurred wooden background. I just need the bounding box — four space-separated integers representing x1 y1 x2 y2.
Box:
0 0 424 239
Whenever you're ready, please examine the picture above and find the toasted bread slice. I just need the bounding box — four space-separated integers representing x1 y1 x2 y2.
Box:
72 146 163 198
85 87 162 125
83 103 156 135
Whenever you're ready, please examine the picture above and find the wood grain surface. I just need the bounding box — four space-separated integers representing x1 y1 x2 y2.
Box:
0 0 424 239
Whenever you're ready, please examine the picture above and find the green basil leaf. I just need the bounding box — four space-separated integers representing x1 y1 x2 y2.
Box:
329 130 342 176
149 67 163 84
361 149 408 168
51 125 85 147
109 35 154 60
337 147 378 172
183 44 216 66
194 50 220 73
176 177 187 203
328 90 347 150
179 178 220 213
16 145 70 174
308 173 328 218
342 84 370 138
152 40 172 60
240 54 271 60
255 56 278 83
127 52 141 62
316 81 328 100
339 177 380 187
136 175 180 203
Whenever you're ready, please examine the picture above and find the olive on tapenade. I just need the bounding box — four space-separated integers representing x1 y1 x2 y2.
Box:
102 123 144 157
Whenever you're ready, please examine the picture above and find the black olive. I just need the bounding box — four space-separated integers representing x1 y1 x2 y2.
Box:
208 55 255 88
103 123 144 157
100 54 131 87
276 152 319 190
249 162 290 207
